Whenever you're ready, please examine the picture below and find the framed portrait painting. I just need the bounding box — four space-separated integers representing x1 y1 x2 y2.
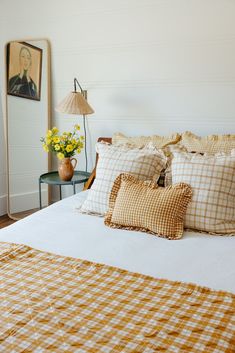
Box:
7 41 42 101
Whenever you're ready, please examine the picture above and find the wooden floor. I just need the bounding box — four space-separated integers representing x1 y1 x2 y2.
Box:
11 208 39 219
0 214 16 229
0 209 40 229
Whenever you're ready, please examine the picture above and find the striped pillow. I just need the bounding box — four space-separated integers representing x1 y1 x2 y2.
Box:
181 131 235 154
112 132 181 149
166 149 235 235
105 174 192 239
80 143 167 216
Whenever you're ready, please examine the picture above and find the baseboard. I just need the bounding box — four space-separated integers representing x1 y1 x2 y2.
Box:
9 189 48 214
0 194 7 216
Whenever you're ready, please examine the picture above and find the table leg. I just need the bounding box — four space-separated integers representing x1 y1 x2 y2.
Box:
59 185 62 200
73 183 76 194
39 179 42 210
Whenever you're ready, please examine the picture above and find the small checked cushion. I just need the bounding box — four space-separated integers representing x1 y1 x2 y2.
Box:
105 173 192 240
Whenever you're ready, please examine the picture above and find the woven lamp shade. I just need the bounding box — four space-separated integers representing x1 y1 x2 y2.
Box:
55 92 94 115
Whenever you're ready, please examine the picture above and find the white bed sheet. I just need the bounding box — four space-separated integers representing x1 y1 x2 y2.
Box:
0 191 234 293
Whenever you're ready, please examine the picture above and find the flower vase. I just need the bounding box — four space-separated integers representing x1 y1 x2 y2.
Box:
58 157 77 181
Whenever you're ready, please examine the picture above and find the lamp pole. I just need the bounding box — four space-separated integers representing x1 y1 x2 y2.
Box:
73 77 88 172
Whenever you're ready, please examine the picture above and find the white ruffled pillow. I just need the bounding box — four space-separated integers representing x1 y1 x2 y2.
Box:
180 131 235 154
112 132 181 149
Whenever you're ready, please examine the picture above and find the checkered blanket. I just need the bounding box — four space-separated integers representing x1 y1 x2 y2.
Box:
0 242 234 352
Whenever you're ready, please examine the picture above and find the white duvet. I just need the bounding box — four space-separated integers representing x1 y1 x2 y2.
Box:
0 191 234 293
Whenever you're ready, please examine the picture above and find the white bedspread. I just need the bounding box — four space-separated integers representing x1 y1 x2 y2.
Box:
0 191 234 293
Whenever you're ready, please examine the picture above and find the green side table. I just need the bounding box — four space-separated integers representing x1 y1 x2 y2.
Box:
39 171 90 209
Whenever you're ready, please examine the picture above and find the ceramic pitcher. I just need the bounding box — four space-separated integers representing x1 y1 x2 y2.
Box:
58 157 77 181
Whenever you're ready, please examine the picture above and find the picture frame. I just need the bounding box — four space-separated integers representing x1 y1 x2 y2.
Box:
7 41 42 101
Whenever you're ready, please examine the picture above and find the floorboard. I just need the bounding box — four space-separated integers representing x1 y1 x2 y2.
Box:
11 209 38 219
0 215 16 229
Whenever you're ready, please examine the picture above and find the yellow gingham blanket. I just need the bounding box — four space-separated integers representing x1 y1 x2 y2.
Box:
0 242 234 352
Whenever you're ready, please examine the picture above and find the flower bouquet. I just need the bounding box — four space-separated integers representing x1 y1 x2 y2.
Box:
41 125 84 181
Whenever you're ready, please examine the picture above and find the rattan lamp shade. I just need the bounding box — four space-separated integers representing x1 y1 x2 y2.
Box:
55 92 94 115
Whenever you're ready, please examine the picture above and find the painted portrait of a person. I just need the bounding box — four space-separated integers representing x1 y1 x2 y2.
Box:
7 42 42 101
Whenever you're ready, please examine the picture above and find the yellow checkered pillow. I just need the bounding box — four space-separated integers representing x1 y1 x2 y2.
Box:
181 131 235 154
166 149 235 234
105 174 192 240
112 132 181 148
80 143 167 215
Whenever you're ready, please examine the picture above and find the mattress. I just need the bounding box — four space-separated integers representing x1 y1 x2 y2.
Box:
0 190 234 293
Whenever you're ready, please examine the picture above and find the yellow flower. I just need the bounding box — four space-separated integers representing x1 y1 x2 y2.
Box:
66 144 73 153
43 144 49 152
52 127 59 134
42 128 83 159
53 136 60 144
46 137 52 145
57 152 65 160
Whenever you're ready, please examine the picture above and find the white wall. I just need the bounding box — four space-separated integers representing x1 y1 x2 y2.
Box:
1 0 235 212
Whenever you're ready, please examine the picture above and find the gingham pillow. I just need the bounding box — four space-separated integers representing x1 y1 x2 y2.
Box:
112 132 181 149
181 131 235 154
166 149 235 234
80 143 167 215
105 174 192 239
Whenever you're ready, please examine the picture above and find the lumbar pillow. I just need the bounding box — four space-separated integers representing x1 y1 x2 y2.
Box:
80 142 167 215
112 132 181 149
166 149 235 235
180 131 235 154
104 174 192 240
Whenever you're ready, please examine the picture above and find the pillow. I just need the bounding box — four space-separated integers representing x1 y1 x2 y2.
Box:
105 174 192 240
112 132 181 149
80 142 167 215
166 149 235 235
181 131 235 154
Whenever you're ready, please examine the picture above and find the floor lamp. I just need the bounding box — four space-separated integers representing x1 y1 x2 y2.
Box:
55 78 94 172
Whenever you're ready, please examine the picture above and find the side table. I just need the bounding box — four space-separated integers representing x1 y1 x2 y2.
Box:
39 171 90 209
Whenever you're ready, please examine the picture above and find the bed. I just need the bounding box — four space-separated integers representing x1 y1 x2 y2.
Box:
0 190 234 352
1 134 235 352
